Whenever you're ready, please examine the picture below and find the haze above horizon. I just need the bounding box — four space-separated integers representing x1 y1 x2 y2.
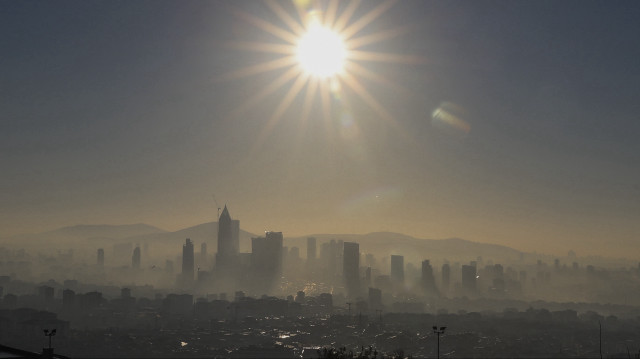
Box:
1 1 639 258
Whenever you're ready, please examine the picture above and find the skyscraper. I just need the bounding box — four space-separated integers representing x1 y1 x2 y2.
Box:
390 255 404 284
343 242 360 298
182 238 195 284
421 260 438 295
97 248 104 267
250 231 283 293
307 237 317 267
462 264 477 294
441 263 451 292
132 246 141 269
217 205 239 270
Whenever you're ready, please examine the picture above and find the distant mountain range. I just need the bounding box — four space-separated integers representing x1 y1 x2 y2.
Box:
284 232 524 264
3 223 523 263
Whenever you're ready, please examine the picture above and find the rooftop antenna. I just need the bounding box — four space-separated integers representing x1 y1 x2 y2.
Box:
211 194 221 218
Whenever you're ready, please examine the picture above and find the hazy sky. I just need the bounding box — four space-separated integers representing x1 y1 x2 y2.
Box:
2 1 639 257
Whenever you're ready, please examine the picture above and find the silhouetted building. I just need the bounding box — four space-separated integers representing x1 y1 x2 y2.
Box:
462 264 477 294
132 246 141 269
307 237 316 267
442 263 451 292
390 255 404 284
38 286 54 306
62 289 75 310
343 242 360 298
217 205 239 270
97 248 104 267
251 231 283 292
182 238 195 285
421 260 437 295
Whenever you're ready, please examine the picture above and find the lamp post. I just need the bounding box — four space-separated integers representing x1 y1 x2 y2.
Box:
43 329 56 349
432 326 446 359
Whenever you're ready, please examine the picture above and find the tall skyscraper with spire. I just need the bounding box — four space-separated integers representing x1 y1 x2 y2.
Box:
216 205 239 271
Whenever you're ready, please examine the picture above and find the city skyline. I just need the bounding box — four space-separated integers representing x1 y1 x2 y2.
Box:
2 1 640 259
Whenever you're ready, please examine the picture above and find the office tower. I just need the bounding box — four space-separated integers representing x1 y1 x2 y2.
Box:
132 246 141 269
182 238 195 283
441 263 451 291
97 248 104 267
421 260 437 294
291 246 300 259
462 264 477 294
217 205 239 270
307 237 317 266
343 242 360 298
390 255 404 284
217 205 239 256
251 231 284 291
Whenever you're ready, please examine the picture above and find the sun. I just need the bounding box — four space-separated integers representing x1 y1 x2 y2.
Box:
296 22 346 77
224 0 423 151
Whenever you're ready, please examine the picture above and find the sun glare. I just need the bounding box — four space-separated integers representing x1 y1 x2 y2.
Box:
226 0 422 152
296 23 346 77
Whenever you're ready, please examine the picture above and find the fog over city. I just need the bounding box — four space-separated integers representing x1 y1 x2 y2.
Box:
2 1 640 358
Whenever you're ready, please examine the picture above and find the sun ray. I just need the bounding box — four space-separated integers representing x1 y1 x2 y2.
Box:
344 60 410 96
265 0 306 36
294 77 319 149
345 25 411 50
323 0 340 28
228 41 296 55
221 55 297 81
231 8 299 44
332 0 361 33
341 0 398 41
270 72 310 123
228 66 300 119
339 72 396 127
300 77 319 124
252 73 310 153
347 50 426 64
319 79 333 134
225 1 420 150
293 1 309 28
340 71 415 144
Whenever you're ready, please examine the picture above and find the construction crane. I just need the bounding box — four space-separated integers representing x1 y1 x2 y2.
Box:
211 194 221 218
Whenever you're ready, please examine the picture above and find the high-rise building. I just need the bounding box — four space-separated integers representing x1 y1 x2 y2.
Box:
251 231 284 292
441 263 451 291
182 238 195 284
217 205 239 270
421 260 437 294
462 264 477 294
97 248 104 267
307 237 317 266
343 242 360 298
132 246 141 269
217 205 239 255
390 255 404 284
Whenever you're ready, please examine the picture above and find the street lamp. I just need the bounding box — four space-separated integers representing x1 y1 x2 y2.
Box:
432 326 446 359
43 329 56 349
